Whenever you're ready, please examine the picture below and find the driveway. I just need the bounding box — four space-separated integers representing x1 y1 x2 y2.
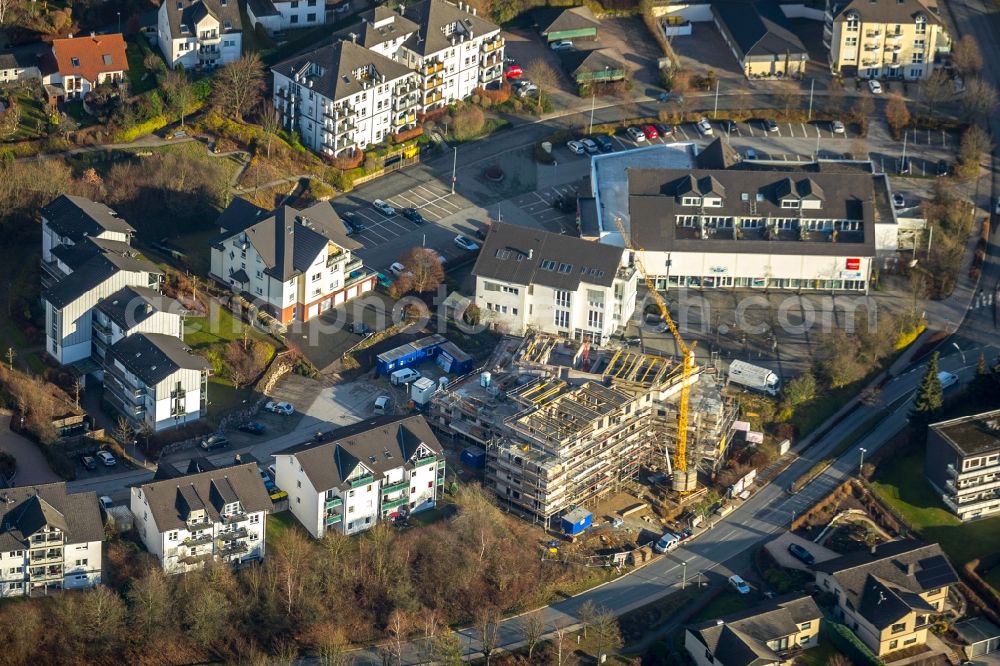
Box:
0 415 59 486
764 531 841 572
594 16 664 86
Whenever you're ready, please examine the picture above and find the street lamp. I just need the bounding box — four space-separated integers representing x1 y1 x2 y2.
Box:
682 560 688 589
952 342 966 364
858 447 867 475
117 11 121 33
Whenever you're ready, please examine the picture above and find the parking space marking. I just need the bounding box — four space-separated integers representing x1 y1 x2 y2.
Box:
677 125 691 141
746 122 755 138
612 135 630 150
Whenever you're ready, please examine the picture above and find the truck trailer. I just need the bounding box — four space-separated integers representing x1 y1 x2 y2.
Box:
728 360 781 396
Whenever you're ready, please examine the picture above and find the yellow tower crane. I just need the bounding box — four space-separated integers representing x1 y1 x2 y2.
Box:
612 216 699 493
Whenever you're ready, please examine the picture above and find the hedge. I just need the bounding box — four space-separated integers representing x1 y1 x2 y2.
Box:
822 620 885 666
114 115 168 142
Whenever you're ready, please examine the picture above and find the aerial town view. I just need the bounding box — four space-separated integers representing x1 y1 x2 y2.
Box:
0 0 998 660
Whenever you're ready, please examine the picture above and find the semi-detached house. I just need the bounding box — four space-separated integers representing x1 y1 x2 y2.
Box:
157 0 242 69
274 415 445 538
43 33 128 100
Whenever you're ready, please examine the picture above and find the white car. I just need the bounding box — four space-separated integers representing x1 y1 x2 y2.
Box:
831 120 845 134
626 126 646 142
868 79 883 94
454 235 480 251
550 40 573 51
265 400 295 415
696 117 713 136
373 199 396 216
653 532 680 553
373 395 392 415
580 138 599 154
99 496 113 510
567 140 585 155
96 451 117 467
389 261 409 276
728 574 751 594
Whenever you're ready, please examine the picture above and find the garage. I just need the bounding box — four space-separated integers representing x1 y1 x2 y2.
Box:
955 618 1000 659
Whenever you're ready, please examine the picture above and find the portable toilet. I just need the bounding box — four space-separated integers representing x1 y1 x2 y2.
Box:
561 508 593 536
438 376 450 391
460 445 487 468
410 377 437 406
480 371 491 388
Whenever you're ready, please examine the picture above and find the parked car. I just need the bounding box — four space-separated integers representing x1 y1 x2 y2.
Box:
787 542 816 565
720 119 737 133
695 117 713 136
591 134 614 152
764 118 779 132
567 140 586 155
657 92 684 103
96 451 117 467
580 138 599 154
868 79 883 94
401 207 425 224
626 126 646 142
265 400 295 415
641 124 659 140
99 496 113 510
373 199 396 216
390 368 421 386
653 123 673 137
373 395 392 415
653 532 680 554
237 421 266 435
80 455 97 471
550 40 573 51
893 193 906 209
831 119 845 134
728 574 751 594
342 216 363 236
389 261 409 276
744 148 758 160
552 195 575 214
350 321 373 336
504 64 522 79
936 159 950 177
200 434 230 451
454 235 480 251
623 335 641 346
516 84 539 98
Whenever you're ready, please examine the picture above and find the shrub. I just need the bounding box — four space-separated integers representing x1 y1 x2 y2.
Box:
113 115 168 142
451 105 485 141
391 126 423 143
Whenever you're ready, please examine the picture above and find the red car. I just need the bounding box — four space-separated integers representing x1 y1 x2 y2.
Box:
642 124 659 140
504 65 522 79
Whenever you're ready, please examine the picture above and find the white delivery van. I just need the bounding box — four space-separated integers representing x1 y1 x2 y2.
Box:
728 360 781 396
390 368 421 386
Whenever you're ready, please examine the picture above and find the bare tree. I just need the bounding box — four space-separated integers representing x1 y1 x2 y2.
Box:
386 608 412 666
550 623 572 666
475 606 501 666
521 613 545 660
258 100 281 159
114 415 134 447
400 247 445 293
850 93 875 135
0 0 22 26
163 69 195 128
213 53 265 122
919 70 951 118
525 57 559 111
578 599 598 639
957 124 993 179
884 94 910 140
951 35 982 77
590 609 623 661
960 77 997 123
0 98 19 139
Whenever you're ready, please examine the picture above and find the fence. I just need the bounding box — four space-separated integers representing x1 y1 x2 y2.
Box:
351 155 421 187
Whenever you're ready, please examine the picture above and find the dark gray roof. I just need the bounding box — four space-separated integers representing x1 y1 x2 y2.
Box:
687 594 821 666
95 286 184 331
627 166 878 256
533 5 600 35
562 48 626 77
43 241 162 309
0 482 104 552
41 194 134 241
137 463 272 532
857 574 937 629
930 408 1000 457
829 0 941 25
355 6 420 48
712 0 807 60
162 0 241 40
275 414 443 491
229 201 360 281
108 333 209 386
473 221 623 291
246 0 279 17
216 197 269 235
401 0 500 55
815 540 958 623
697 137 741 169
0 48 39 70
273 39 415 103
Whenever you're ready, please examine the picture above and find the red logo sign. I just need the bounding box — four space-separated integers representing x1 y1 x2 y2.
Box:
846 258 861 270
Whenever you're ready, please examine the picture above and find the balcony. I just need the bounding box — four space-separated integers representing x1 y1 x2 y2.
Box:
29 566 63 581
177 553 213 566
413 456 437 468
884 44 901 52
325 497 344 509
350 473 375 488
394 94 420 112
480 67 502 83
325 513 343 525
217 527 249 543
30 534 63 548
862 59 880 67
420 61 444 76
343 258 363 274
29 550 62 564
424 91 443 106
481 36 504 53
866 29 881 37
382 480 409 495
199 47 221 60
182 533 213 547
393 112 417 128
422 76 444 91
948 461 1000 481
382 496 409 511
345 268 375 288
221 511 248 524
220 542 249 558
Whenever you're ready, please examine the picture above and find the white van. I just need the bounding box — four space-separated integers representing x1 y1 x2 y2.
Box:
937 371 958 390
653 532 680 554
390 368 421 386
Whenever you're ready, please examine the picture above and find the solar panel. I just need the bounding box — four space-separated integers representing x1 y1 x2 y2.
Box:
915 555 956 589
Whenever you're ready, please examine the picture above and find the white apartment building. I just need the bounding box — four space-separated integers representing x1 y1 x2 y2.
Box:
472 222 638 344
41 194 135 282
209 200 376 324
273 415 445 538
157 0 242 70
926 409 1000 521
104 333 209 432
0 483 104 598
131 463 271 574
247 0 326 34
92 286 186 363
272 39 422 158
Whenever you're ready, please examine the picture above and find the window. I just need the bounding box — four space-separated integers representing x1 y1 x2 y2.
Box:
290 15 299 23
781 199 798 208
889 640 898 650
587 310 603 329
348 506 355 513
846 37 858 46
913 39 926 50
800 621 812 629
312 273 321 282
911 53 925 64
540 259 557 271
846 14 859 30
891 622 907 634
250 514 260 524
75 559 88 566
554 290 571 308
915 16 926 34
554 310 569 328
8 567 22 574
297 480 302 488
167 531 178 541
681 196 700 206
307 12 316 20
349 490 355 497
903 637 917 646
71 57 80 67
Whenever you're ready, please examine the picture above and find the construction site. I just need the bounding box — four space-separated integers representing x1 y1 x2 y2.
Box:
427 333 739 528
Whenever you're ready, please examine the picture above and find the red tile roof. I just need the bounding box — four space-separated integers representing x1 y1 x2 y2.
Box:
52 33 128 83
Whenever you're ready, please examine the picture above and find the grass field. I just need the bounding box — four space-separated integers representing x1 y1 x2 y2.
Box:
12 90 50 140
689 590 756 623
795 638 849 666
126 39 159 95
265 510 305 547
184 303 272 349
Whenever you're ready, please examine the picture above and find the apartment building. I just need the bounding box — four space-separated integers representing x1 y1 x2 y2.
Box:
814 540 957 656
157 0 242 69
472 222 638 344
92 286 185 363
209 200 375 324
0 483 104 598
43 33 127 100
103 333 209 432
41 194 135 276
131 463 271 574
926 409 1000 521
247 0 326 34
273 415 445 538
823 0 949 79
272 39 421 158
685 594 822 666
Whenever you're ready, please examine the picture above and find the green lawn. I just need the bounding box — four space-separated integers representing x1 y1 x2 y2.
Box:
795 638 849 666
265 510 304 548
206 377 253 424
184 303 272 349
12 90 50 140
125 39 159 95
689 591 756 623
871 448 1000 568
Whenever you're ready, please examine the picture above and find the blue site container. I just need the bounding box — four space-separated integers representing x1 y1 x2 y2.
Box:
561 508 593 536
460 446 486 468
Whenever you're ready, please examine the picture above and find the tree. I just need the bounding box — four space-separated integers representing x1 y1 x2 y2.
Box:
475 606 501 665
525 57 559 111
386 609 413 666
951 35 982 77
957 124 992 180
590 609 623 661
850 94 875 135
783 371 817 407
56 112 79 141
114 415 134 447
911 351 943 425
578 599 598 639
919 70 951 118
126 568 172 641
400 247 445 293
163 69 195 128
213 53 265 122
884 94 910 140
960 77 998 123
430 630 464 665
258 100 281 159
144 52 164 76
451 105 485 141
0 0 22 26
0 98 19 139
521 613 545 660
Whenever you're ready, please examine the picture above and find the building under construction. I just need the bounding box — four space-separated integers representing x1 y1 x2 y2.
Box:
428 334 738 526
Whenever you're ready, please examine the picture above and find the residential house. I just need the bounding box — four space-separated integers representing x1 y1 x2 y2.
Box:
926 408 1000 521
0 483 104 598
41 195 135 284
157 0 242 70
131 463 272 574
273 414 445 538
684 593 822 666
43 33 128 100
0 48 42 83
823 0 950 79
712 0 808 77
247 0 327 34
103 333 209 432
272 39 421 158
209 200 375 324
472 221 638 344
533 6 600 44
92 286 186 363
814 540 958 656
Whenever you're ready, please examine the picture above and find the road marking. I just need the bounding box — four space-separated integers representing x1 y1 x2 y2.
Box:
612 135 629 150
746 122 755 137
678 125 691 141
723 529 738 539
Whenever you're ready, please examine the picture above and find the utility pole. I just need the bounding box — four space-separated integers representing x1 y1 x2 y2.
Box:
858 447 867 474
589 89 596 134
713 80 720 119
807 78 815 121
682 560 688 589
926 225 934 260
451 146 457 194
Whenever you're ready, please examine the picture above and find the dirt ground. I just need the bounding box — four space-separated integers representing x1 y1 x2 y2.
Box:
592 16 664 87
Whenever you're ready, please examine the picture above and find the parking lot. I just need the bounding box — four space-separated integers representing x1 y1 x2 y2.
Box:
507 184 579 233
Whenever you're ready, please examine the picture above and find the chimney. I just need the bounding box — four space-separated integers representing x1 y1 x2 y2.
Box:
528 249 533 259
870 544 877 555
906 562 916 576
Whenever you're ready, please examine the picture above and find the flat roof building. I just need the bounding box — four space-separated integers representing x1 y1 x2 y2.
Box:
926 409 1000 521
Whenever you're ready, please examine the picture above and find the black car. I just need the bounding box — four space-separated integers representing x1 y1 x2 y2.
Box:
787 542 816 565
590 134 614 153
237 421 266 435
80 455 97 471
936 159 950 177
764 118 779 132
401 207 425 224
200 434 230 451
721 119 737 133
653 123 674 137
341 211 363 235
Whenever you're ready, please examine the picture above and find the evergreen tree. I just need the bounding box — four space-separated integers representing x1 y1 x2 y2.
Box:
911 351 943 425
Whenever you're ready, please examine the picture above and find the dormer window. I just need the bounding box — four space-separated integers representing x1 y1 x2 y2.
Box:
915 15 926 33
71 57 80 67
846 12 859 30
682 196 700 206
703 197 722 208
223 20 232 29
781 199 799 208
